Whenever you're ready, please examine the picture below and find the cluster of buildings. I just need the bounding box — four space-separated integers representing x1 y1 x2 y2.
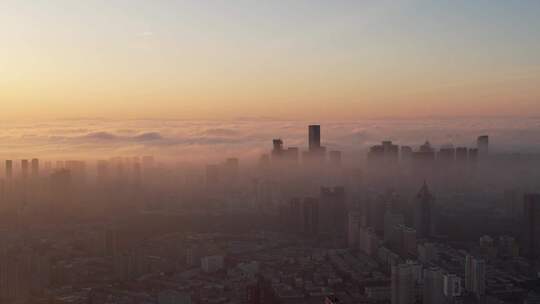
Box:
0 124 538 304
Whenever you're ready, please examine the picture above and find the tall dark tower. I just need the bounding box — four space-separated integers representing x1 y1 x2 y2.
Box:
414 181 435 239
523 194 540 260
31 158 39 178
21 159 29 180
477 135 489 158
5 160 13 180
308 125 321 151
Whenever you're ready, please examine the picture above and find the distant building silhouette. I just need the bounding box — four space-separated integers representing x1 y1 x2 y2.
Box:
5 160 13 180
21 159 29 179
465 255 486 299
31 158 39 178
523 193 540 260
455 147 468 162
414 182 435 239
477 135 489 158
329 150 342 167
308 125 321 152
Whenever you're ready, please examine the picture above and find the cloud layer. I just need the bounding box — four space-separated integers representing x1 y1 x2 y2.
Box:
1 118 540 163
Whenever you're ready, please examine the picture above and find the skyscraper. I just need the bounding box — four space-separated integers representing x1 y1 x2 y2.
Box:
272 139 284 158
465 255 486 299
308 125 321 152
329 150 342 167
423 267 444 304
392 263 416 304
523 193 540 260
414 182 435 239
302 198 319 235
477 135 489 157
455 147 468 162
5 160 13 180
31 158 39 178
443 274 462 297
21 159 29 179
320 186 346 236
348 211 361 248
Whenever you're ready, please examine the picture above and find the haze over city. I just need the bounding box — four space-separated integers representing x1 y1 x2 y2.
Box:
1 1 540 304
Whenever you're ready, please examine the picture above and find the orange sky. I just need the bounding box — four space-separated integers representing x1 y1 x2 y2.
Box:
1 1 539 120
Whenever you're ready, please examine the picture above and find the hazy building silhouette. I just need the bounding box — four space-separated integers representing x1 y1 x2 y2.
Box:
31 158 39 178
320 186 346 236
400 146 413 162
391 263 416 304
5 160 13 180
368 141 399 163
302 198 319 235
348 211 361 248
477 135 489 158
465 255 486 299
443 274 462 297
329 150 342 167
308 125 321 152
468 148 478 163
272 139 284 158
423 267 444 304
438 145 455 163
455 147 468 162
21 159 29 180
413 141 436 162
523 193 540 260
414 182 435 239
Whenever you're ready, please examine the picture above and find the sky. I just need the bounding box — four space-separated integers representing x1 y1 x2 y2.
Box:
1 0 540 120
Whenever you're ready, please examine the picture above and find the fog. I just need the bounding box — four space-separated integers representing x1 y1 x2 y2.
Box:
2 117 540 162
1 119 540 303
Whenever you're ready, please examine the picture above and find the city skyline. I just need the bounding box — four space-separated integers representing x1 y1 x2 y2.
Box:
1 2 540 303
1 0 540 120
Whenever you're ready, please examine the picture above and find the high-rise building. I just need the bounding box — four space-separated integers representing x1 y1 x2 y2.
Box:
272 139 284 159
423 267 444 304
477 135 489 157
201 255 224 273
320 186 347 236
5 160 13 180
523 193 540 260
287 198 302 233
382 141 399 162
384 211 405 244
302 198 319 235
348 211 361 248
438 145 455 163
21 159 29 179
455 147 468 162
31 158 39 178
368 141 399 163
465 255 485 298
413 141 436 162
329 151 342 167
308 125 321 151
392 263 416 304
468 148 479 163
414 182 435 239
418 243 438 264
284 147 299 163
443 274 462 297
400 146 413 162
